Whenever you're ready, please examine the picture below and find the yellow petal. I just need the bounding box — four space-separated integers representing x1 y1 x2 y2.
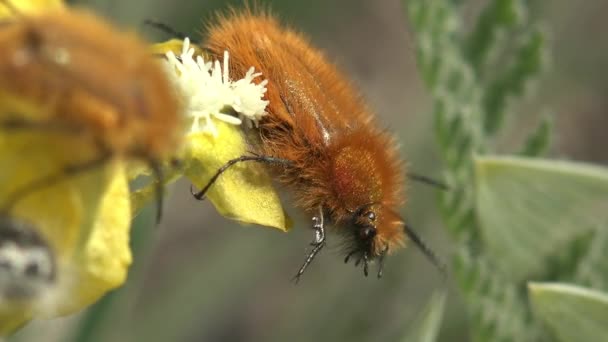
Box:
0 132 105 259
183 121 290 231
0 0 64 18
59 162 131 315
130 120 290 230
0 132 131 333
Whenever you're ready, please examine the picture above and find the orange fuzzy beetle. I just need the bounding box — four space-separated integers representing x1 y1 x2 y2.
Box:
190 11 446 281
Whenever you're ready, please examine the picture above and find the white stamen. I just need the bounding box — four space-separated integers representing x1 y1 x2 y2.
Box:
164 38 269 137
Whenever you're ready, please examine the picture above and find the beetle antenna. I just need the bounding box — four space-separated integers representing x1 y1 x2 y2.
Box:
143 18 189 41
407 172 449 191
403 223 447 278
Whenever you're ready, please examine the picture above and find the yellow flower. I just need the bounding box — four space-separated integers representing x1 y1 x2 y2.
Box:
134 39 290 231
0 132 131 335
0 0 63 17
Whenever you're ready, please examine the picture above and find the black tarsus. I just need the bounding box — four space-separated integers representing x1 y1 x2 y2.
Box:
143 18 190 41
293 208 326 283
293 225 326 285
404 223 447 278
407 172 449 191
292 241 325 284
190 155 293 200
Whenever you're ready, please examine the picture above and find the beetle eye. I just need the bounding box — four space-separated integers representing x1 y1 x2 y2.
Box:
366 211 376 221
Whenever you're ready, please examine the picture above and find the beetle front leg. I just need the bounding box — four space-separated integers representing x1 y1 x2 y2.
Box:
293 207 326 283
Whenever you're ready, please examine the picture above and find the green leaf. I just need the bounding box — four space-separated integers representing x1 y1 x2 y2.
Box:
482 29 545 136
519 114 552 157
402 291 446 342
529 282 608 342
475 155 608 280
466 0 524 72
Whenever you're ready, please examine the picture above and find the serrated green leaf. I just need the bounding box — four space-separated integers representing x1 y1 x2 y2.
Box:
402 291 447 342
475 155 608 280
519 114 552 156
482 29 545 136
466 0 524 72
529 282 608 342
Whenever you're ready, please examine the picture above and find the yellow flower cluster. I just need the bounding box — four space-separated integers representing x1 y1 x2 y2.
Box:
0 0 288 336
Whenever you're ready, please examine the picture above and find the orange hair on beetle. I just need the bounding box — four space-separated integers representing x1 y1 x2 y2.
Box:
0 1 181 220
192 10 446 281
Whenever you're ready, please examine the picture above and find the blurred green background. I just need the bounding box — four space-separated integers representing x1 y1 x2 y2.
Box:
11 0 608 341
